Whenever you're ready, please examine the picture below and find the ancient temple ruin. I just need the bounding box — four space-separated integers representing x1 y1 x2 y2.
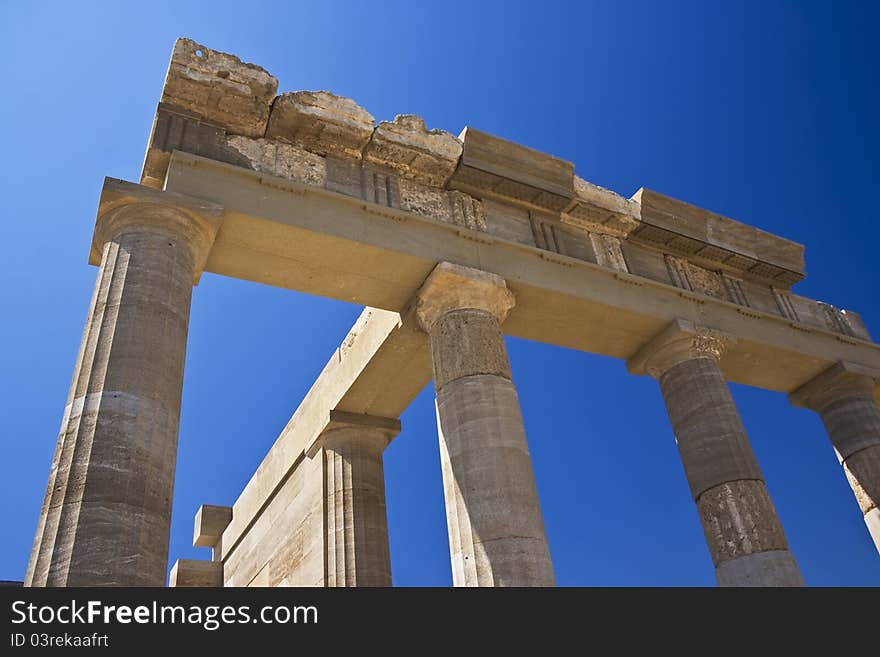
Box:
25 39 880 587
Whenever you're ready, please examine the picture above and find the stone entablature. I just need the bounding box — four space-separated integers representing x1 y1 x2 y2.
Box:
139 38 867 343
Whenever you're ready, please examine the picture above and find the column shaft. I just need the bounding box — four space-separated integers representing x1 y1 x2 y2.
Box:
26 195 218 586
415 263 554 587
819 396 880 552
659 357 803 586
322 428 392 587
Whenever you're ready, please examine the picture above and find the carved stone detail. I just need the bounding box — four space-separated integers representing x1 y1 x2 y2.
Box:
590 233 628 272
627 318 733 379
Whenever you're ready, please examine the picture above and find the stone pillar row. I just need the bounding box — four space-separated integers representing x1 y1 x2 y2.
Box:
629 319 804 586
27 176 878 588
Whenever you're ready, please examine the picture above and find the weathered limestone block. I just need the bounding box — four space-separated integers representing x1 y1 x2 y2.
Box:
25 181 222 587
169 559 223 587
222 453 325 587
449 127 574 212
162 38 278 138
632 188 805 287
628 318 803 586
589 233 628 272
364 115 462 187
398 180 447 219
397 181 485 230
414 262 555 587
791 361 880 553
193 504 233 556
225 136 327 187
664 255 725 299
562 176 641 237
266 91 375 159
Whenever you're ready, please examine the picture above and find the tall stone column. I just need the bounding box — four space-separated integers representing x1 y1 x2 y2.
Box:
629 318 804 586
790 361 880 553
309 411 400 587
25 179 222 587
412 262 554 587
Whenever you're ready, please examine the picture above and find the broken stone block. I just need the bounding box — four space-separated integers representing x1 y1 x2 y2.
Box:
562 175 641 237
161 38 278 138
364 115 462 187
266 91 375 159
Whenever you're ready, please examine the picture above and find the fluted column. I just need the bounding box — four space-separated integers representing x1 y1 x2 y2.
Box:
413 262 554 587
791 361 880 553
25 179 222 587
629 318 804 586
311 411 399 587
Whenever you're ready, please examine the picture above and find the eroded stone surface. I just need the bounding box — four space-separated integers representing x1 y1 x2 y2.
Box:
430 309 513 390
226 135 327 187
162 38 278 138
697 480 789 565
266 91 375 159
563 176 640 237
364 115 462 187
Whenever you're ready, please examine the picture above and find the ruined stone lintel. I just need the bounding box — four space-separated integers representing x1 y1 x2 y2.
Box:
162 38 278 139
91 178 224 284
305 410 401 459
364 115 462 187
627 317 734 379
448 126 574 213
266 91 375 160
561 176 641 238
148 39 819 293
169 559 224 587
632 187 806 286
193 504 233 551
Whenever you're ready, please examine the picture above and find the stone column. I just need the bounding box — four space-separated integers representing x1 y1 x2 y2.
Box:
790 361 880 553
25 179 222 587
412 262 554 587
309 410 400 587
629 318 804 586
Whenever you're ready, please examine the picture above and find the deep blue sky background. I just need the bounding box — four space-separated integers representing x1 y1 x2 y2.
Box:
2 1 878 586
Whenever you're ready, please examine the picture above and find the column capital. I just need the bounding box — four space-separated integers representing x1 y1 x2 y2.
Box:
90 177 224 284
306 410 401 457
627 318 733 378
789 360 880 410
412 262 515 333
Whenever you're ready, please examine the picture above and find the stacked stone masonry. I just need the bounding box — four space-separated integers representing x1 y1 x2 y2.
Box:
26 37 880 589
142 38 869 344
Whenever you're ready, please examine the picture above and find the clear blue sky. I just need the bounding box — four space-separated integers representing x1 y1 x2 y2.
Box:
1 1 878 586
